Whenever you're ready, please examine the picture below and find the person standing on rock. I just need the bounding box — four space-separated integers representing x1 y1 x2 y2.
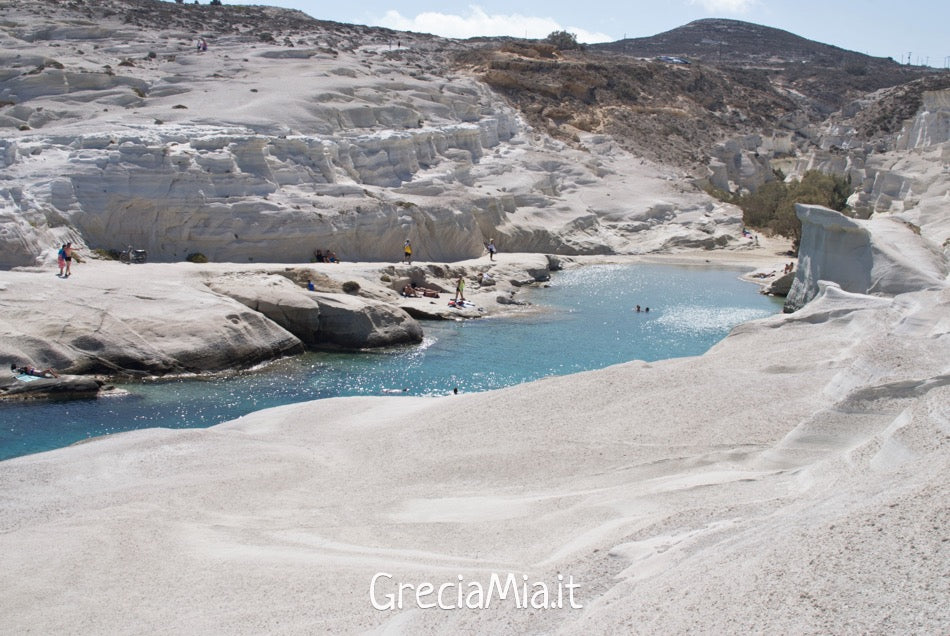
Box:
403 239 412 265
454 275 466 302
57 244 67 277
63 242 77 277
486 238 497 261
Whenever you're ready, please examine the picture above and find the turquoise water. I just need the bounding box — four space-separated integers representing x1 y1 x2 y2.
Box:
0 264 782 460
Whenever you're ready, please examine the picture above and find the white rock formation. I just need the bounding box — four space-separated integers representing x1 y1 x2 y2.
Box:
308 291 423 348
207 271 424 349
785 204 948 311
206 273 324 345
0 3 745 269
0 263 304 375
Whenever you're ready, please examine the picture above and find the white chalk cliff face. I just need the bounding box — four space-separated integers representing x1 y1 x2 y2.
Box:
786 203 949 311
0 3 739 269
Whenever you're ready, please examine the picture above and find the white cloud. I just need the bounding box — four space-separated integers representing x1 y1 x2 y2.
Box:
376 6 613 43
689 0 758 13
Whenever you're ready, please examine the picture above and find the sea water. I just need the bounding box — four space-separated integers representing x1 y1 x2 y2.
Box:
0 264 783 460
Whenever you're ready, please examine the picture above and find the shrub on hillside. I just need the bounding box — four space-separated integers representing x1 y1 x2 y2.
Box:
710 170 853 251
545 31 581 51
186 252 208 263
93 248 121 261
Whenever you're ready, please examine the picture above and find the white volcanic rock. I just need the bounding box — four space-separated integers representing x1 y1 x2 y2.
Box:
785 204 948 311
308 291 423 349
206 273 323 346
0 263 303 375
895 90 950 151
0 3 748 269
207 271 423 349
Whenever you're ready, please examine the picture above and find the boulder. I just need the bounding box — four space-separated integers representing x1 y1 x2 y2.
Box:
0 265 304 376
310 292 423 349
785 204 948 312
765 271 795 296
0 372 102 401
207 274 323 346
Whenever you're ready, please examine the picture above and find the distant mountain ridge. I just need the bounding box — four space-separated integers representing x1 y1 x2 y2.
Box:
593 18 898 68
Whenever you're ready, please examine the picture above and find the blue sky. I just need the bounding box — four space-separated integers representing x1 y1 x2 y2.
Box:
221 0 949 68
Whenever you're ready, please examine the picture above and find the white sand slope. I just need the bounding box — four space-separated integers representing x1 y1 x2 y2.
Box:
1 227 948 633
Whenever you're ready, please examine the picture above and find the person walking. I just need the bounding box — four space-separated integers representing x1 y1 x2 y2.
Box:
454 275 465 302
487 238 496 261
63 242 76 277
403 239 412 265
57 244 66 276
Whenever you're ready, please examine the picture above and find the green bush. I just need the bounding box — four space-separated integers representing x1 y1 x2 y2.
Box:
341 281 360 294
710 170 853 250
186 252 208 263
545 31 580 51
93 248 121 260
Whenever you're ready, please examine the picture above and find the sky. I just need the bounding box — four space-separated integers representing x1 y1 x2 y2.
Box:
220 0 949 68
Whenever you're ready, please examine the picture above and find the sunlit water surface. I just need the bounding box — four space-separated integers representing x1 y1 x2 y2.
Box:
0 264 782 460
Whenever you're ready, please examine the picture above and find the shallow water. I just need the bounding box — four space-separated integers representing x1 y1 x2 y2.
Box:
0 264 782 460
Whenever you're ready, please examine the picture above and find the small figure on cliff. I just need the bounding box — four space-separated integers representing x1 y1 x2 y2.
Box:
454 275 466 302
403 239 412 265
486 238 496 261
307 280 315 291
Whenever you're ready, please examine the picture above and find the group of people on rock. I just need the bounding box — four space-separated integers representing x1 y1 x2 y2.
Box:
399 276 467 303
401 283 440 298
313 249 339 263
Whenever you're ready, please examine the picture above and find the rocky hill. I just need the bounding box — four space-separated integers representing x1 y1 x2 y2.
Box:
594 19 939 111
